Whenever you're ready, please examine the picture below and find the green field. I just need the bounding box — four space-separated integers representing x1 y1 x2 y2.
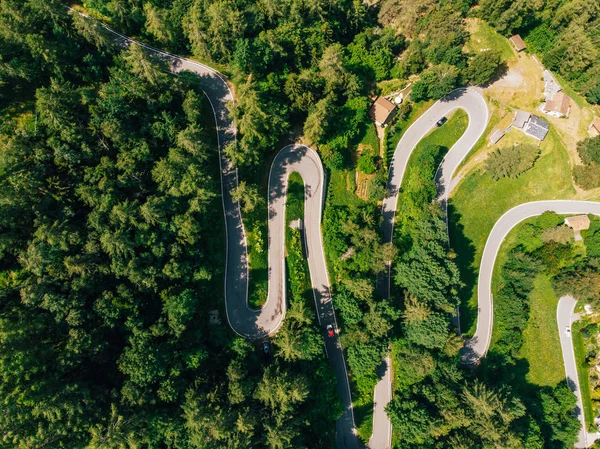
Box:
519 274 564 387
450 127 575 334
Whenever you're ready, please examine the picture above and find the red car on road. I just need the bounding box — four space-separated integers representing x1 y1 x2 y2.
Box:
327 324 335 337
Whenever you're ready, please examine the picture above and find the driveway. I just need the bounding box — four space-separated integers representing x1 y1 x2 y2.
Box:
462 201 600 364
557 296 600 449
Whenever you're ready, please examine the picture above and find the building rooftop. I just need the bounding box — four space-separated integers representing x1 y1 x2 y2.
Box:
369 96 397 127
565 215 591 231
510 35 526 51
544 91 571 116
591 119 600 133
524 115 550 141
512 110 531 129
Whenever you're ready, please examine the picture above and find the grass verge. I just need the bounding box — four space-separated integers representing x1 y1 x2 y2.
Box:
572 319 595 430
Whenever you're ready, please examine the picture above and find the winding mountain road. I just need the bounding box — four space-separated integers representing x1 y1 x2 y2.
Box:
381 87 489 249
461 201 600 364
372 87 489 449
69 9 360 448
557 296 600 449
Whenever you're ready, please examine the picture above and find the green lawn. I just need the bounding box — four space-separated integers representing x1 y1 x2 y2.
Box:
418 110 469 149
450 127 576 335
519 274 564 387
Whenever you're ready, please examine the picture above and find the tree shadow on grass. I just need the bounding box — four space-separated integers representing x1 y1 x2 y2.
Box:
477 353 581 448
447 201 477 335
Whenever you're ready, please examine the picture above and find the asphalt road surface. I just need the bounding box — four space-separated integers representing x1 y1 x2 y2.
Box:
381 87 489 248
368 356 392 449
69 10 361 448
374 88 488 448
462 201 600 364
557 296 600 448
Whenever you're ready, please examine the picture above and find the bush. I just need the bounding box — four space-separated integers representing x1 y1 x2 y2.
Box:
357 151 376 174
577 136 600 165
573 163 600 190
486 143 541 180
467 49 502 85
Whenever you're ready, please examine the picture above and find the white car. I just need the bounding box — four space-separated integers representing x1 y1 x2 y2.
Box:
565 326 571 337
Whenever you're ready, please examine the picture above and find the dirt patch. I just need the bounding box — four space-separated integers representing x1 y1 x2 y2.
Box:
485 54 544 112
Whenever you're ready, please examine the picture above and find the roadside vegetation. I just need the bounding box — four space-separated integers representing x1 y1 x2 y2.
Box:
488 214 600 437
484 213 585 447
450 127 575 334
383 114 556 448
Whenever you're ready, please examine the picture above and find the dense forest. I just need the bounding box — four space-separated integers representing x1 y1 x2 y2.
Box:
0 2 338 448
0 0 592 448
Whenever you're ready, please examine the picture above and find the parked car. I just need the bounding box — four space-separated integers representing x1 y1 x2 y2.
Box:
327 324 335 337
436 117 447 127
263 340 270 354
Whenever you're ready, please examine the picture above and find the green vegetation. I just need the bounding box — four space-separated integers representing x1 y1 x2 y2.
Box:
0 3 340 447
573 135 600 190
383 108 556 447
485 213 581 448
466 19 515 61
478 0 600 104
466 49 503 86
397 111 468 224
450 128 575 333
520 275 564 387
384 101 428 165
231 181 269 308
285 172 310 304
485 142 541 180
572 320 596 430
359 122 380 155
0 0 590 447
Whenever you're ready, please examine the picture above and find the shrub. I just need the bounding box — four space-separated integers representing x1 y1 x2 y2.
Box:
467 49 502 85
577 136 600 165
486 143 541 180
357 151 376 174
573 163 600 190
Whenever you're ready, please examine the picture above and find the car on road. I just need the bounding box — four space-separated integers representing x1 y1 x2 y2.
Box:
565 326 571 337
263 340 270 354
436 117 447 127
327 324 335 337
